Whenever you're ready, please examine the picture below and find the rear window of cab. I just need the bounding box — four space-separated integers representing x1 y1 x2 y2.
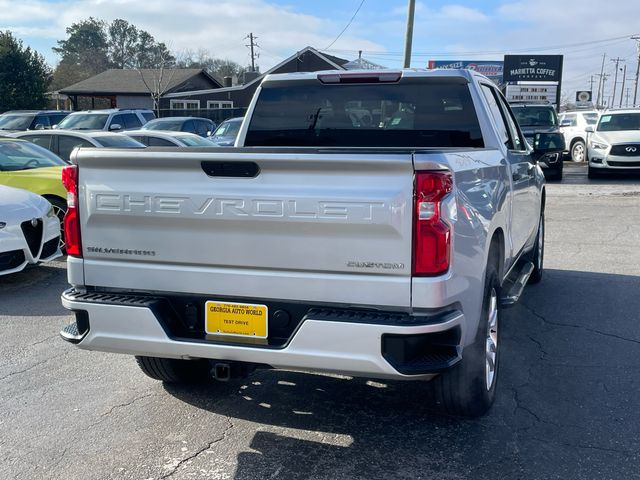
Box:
245 81 484 148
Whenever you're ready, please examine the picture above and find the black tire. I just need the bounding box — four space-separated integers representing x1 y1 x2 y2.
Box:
570 140 586 162
135 356 212 384
550 161 563 181
432 253 501 417
587 165 602 179
45 196 67 251
528 213 544 284
544 156 563 181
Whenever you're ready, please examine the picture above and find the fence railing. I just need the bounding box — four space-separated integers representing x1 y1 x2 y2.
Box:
157 108 247 124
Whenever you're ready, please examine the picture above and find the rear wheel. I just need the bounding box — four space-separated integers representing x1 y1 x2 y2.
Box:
432 254 501 417
135 356 212 384
570 140 586 162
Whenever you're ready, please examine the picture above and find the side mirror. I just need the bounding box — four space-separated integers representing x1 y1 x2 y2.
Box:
585 125 595 133
109 123 122 131
34 124 45 130
532 132 566 162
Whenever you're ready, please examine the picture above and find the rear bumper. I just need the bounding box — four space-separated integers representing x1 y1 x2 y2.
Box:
61 289 464 380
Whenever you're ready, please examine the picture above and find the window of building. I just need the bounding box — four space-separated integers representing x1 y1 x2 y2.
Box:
170 100 201 109
207 101 233 109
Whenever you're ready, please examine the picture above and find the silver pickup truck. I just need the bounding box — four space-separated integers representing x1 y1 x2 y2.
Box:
60 69 564 416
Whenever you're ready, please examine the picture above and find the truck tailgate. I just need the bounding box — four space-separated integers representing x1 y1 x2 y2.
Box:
76 148 414 307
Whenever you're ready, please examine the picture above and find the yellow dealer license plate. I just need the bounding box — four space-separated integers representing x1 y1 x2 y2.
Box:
205 301 268 338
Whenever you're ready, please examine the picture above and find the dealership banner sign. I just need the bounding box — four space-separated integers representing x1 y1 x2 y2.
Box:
427 60 503 84
503 55 563 82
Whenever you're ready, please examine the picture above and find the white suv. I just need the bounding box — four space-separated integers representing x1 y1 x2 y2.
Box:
56 109 155 132
558 110 600 162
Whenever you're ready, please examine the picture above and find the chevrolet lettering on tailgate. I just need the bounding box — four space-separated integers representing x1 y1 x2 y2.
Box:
94 194 387 222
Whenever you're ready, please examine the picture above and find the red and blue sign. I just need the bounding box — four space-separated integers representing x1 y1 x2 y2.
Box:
427 60 504 85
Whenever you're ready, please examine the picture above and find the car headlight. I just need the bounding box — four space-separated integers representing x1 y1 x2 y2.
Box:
590 141 609 150
47 205 56 218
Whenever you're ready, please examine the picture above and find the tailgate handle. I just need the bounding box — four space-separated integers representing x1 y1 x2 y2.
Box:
201 161 260 178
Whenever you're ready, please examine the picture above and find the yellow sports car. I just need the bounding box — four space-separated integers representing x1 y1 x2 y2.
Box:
0 137 67 245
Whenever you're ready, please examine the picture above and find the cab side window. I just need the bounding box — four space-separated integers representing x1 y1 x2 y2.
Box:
480 85 512 149
494 92 525 151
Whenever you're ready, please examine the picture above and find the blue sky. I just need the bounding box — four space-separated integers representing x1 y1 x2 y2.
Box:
2 0 639 103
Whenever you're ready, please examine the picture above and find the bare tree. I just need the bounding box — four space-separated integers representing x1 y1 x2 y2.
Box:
175 47 249 83
137 43 177 115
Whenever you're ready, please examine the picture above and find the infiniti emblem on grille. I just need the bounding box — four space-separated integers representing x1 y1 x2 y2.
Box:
30 218 38 227
626 146 637 153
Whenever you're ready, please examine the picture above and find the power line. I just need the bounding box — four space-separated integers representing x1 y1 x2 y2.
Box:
322 0 366 51
326 33 639 57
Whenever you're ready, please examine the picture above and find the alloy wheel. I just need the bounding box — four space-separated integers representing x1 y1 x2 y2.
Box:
485 288 499 391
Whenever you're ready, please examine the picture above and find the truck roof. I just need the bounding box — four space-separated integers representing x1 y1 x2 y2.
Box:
262 68 480 84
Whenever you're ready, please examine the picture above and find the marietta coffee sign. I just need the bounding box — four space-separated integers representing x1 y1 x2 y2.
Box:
503 55 563 82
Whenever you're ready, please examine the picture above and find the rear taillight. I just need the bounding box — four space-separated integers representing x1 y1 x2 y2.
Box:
413 171 453 276
62 165 82 257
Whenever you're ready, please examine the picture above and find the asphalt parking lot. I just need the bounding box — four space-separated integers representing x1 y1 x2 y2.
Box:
1 162 639 480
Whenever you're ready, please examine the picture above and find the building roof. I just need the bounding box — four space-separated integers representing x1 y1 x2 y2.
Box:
342 57 387 70
165 47 349 99
59 68 222 96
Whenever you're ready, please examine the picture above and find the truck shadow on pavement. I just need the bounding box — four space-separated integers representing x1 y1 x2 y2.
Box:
164 268 640 480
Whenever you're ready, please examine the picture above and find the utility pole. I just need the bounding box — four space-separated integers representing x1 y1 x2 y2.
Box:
626 88 631 107
245 33 259 72
620 65 627 108
589 75 595 93
596 53 606 107
610 57 625 108
596 73 609 108
632 36 640 106
403 0 416 68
